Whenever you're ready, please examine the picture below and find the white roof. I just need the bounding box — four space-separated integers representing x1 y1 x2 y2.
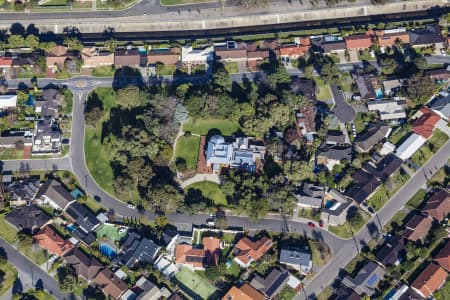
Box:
114 269 128 280
287 273 302 290
181 45 214 63
395 133 427 161
380 141 396 155
0 95 17 109
367 100 406 120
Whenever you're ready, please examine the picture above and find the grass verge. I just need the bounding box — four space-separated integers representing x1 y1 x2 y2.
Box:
0 263 17 296
185 181 227 206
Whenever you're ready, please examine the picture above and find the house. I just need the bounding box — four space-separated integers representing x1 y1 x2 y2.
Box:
147 49 180 66
425 68 450 82
94 268 128 300
294 182 324 209
316 144 352 170
153 255 178 278
250 268 290 299
279 37 311 60
321 189 353 226
429 93 450 120
353 74 377 100
0 56 13 70
310 35 347 54
375 28 410 47
354 123 391 153
81 47 114 69
121 276 166 300
422 190 450 222
3 178 39 206
46 45 75 72
233 236 273 268
367 99 406 121
382 79 404 96
325 130 347 145
395 133 427 161
345 170 381 204
0 131 33 150
295 105 316 143
290 78 316 103
65 202 100 234
12 53 40 68
341 261 385 296
63 247 104 281
279 246 312 274
5 205 50 234
117 232 161 268
205 135 265 174
345 33 373 50
114 50 142 67
175 236 220 270
34 225 74 257
0 95 17 110
410 262 447 298
402 213 433 242
33 89 61 154
362 153 402 182
375 235 406 267
411 107 441 139
334 286 362 300
222 283 265 300
247 49 270 71
408 24 444 48
36 179 75 210
181 45 214 66
215 42 247 62
434 240 450 271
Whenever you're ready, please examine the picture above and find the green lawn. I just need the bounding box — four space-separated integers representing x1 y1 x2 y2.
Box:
156 65 176 76
91 66 115 77
389 125 411 145
185 181 227 206
19 244 47 265
183 118 240 136
96 224 127 242
313 78 332 101
0 214 17 243
297 208 321 221
317 287 333 300
39 0 67 5
175 135 200 171
0 263 17 296
366 170 410 211
23 290 55 300
329 210 369 239
0 148 24 160
411 129 448 166
309 240 329 266
224 62 239 74
383 210 408 233
175 267 217 300
434 280 450 300
160 0 212 5
78 196 102 214
406 189 427 209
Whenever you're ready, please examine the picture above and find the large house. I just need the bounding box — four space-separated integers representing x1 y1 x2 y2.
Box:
214 42 247 63
117 232 161 268
114 50 142 68
34 225 74 257
310 35 346 55
147 48 180 66
175 236 221 270
250 268 290 299
279 37 311 60
181 45 214 68
289 78 317 103
94 268 128 300
3 177 40 207
422 190 450 222
411 107 441 139
375 28 410 47
65 202 100 246
410 262 447 298
320 189 353 226
46 45 79 74
316 143 352 171
205 135 265 174
294 182 324 209
367 99 406 121
81 47 114 69
345 170 381 204
279 246 312 274
344 33 373 50
36 179 75 211
341 261 385 296
354 123 391 153
375 235 406 268
402 213 433 242
353 74 377 100
233 236 273 268
63 247 104 281
5 205 50 234
408 24 444 48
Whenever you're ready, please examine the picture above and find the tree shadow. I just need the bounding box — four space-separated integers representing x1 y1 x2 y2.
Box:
112 67 145 90
10 23 25 36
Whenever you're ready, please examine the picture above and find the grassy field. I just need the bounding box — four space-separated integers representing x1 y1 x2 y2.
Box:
156 65 176 76
91 66 115 77
0 214 17 243
0 263 17 296
183 118 240 136
313 78 332 101
174 135 200 171
175 267 217 299
0 148 24 160
366 170 410 211
185 181 227 206
411 129 448 166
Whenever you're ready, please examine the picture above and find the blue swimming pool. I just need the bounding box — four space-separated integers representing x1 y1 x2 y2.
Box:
99 243 116 258
375 88 383 99
66 224 76 232
325 200 336 209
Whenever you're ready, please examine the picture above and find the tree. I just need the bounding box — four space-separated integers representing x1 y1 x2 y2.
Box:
116 86 145 109
175 157 188 173
320 62 340 84
380 57 398 75
212 69 232 92
57 265 78 292
414 56 428 70
232 0 268 7
64 37 83 51
0 117 9 132
85 106 104 128
406 72 435 106
39 41 56 52
304 65 314 79
7 35 25 49
104 38 118 52
25 34 39 50
268 66 291 87
278 286 296 300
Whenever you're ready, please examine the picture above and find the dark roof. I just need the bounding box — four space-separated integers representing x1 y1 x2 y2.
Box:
317 144 352 161
119 232 161 268
345 170 381 204
64 247 103 281
422 190 450 221
325 130 347 145
12 53 39 66
4 179 40 202
341 261 385 296
250 268 290 299
310 36 346 53
5 205 50 234
37 179 74 210
114 49 142 66
354 74 377 100
162 229 178 246
408 24 443 46
289 78 317 103
65 202 100 233
362 154 402 181
72 228 96 245
375 235 406 267
301 182 325 198
354 123 390 153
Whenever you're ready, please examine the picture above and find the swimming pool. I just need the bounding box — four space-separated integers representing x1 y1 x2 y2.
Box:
99 243 116 258
66 224 76 232
375 88 383 99
325 200 336 209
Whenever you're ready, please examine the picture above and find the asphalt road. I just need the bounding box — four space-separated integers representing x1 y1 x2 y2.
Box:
330 84 356 123
0 240 72 300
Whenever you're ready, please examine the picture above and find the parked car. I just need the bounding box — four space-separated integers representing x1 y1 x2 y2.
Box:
307 222 315 228
319 220 324 228
127 203 136 209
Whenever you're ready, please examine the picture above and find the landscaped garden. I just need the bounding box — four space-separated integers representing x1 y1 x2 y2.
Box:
175 267 217 300
96 224 127 242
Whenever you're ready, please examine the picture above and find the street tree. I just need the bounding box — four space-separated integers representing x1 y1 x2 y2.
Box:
25 34 40 50
64 37 83 51
104 38 118 52
7 35 25 49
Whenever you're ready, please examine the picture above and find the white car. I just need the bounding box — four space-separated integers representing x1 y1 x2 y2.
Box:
127 204 136 209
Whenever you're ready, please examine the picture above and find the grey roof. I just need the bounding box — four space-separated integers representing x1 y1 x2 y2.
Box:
341 261 385 296
279 248 311 267
0 131 33 147
65 202 100 233
354 74 376 100
302 182 325 198
250 268 290 299
37 179 74 210
317 144 352 161
325 131 347 145
290 78 316 103
375 235 406 267
362 153 402 181
119 232 161 268
4 179 40 202
429 95 450 118
408 24 443 46
311 36 346 53
354 123 391 153
5 205 50 234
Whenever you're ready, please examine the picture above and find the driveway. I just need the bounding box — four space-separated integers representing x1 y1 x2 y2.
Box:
330 85 356 123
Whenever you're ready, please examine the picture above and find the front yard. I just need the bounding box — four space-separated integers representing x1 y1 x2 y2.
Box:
313 77 332 101
366 169 410 211
183 118 240 136
174 135 200 171
329 210 369 239
411 129 449 166
184 181 227 206
0 263 17 296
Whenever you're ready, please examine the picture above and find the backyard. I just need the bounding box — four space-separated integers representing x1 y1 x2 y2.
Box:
313 78 332 101
183 118 240 136
96 224 127 242
175 267 217 299
174 135 200 171
411 129 449 166
185 181 227 206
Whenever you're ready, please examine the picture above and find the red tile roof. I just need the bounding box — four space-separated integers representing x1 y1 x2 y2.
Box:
94 268 128 300
222 284 265 300
434 240 450 271
279 45 310 57
345 34 373 49
175 237 221 268
34 225 74 257
203 236 221 266
423 190 450 221
0 57 12 67
411 262 448 298
411 107 441 138
402 214 433 242
234 236 273 266
375 30 410 47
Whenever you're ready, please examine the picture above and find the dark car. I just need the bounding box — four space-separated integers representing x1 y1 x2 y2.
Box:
319 220 324 228
307 222 315 228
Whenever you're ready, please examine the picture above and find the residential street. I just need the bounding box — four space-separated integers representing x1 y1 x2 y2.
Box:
330 84 356 123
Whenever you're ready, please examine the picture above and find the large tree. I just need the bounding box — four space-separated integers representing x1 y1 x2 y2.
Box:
406 72 435 106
